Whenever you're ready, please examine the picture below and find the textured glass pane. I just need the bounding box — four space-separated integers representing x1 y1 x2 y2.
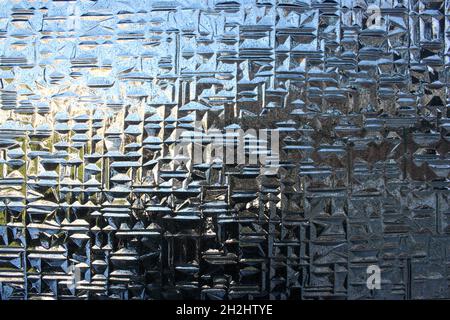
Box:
0 0 449 300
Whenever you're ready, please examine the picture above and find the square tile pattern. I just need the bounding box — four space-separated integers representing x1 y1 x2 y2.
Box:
0 0 449 299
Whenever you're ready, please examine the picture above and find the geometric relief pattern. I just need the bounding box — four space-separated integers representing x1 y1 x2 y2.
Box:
0 0 449 300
